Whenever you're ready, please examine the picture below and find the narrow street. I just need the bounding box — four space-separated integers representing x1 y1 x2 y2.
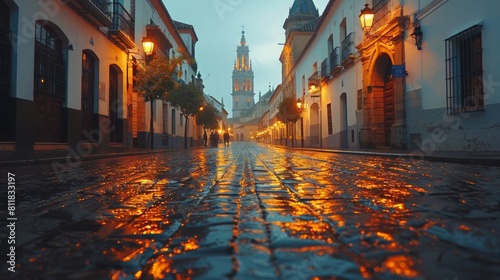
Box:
2 142 500 279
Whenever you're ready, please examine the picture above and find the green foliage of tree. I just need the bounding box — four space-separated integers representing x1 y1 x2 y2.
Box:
278 95 301 123
168 82 205 148
134 56 183 102
278 96 303 147
134 55 185 149
196 103 221 131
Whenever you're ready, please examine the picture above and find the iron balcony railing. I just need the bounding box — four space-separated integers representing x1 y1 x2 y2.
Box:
341 32 355 62
90 0 110 14
111 2 134 39
329 46 341 71
65 0 112 28
321 58 329 79
108 1 135 49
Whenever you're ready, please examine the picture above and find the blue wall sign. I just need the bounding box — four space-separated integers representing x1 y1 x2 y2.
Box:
392 65 406 78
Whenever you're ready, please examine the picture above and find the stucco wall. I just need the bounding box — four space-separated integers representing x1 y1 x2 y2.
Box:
407 89 500 152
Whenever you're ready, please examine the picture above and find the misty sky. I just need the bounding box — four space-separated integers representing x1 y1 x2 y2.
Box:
163 0 329 117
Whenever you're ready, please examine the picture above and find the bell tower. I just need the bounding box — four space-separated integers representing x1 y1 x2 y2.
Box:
231 28 255 118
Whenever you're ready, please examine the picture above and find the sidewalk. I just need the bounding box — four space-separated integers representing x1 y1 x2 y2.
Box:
276 145 500 166
0 146 167 168
1 144 499 167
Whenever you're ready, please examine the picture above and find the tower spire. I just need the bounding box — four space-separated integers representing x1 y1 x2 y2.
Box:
232 28 255 118
240 25 246 46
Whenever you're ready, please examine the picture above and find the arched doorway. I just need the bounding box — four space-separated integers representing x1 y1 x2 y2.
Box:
309 102 320 146
0 0 14 141
372 53 394 147
34 20 68 142
109 65 123 143
340 92 348 148
81 50 97 140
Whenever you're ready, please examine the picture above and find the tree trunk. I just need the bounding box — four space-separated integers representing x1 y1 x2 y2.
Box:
184 115 188 149
150 100 154 150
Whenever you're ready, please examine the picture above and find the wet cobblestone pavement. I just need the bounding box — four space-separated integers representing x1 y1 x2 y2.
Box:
1 142 500 279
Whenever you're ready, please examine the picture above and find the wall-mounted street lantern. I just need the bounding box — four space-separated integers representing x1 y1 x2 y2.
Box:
359 4 393 44
359 4 374 34
142 36 155 64
411 24 423 50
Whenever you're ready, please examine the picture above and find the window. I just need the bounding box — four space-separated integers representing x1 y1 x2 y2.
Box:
34 21 66 142
35 23 65 100
234 79 239 91
327 34 334 54
327 103 333 135
340 18 347 41
445 25 483 114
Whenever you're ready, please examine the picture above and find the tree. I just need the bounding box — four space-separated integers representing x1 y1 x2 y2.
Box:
168 82 205 149
278 96 302 147
196 103 221 132
134 55 183 149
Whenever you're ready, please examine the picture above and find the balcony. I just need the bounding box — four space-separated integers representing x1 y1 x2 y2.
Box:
329 46 342 77
320 58 330 82
108 2 135 50
341 32 355 67
65 0 112 29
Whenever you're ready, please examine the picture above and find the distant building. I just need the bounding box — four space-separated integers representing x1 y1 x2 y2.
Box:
231 30 255 119
228 30 272 141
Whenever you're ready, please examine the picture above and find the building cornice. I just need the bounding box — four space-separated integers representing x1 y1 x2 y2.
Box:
416 0 449 20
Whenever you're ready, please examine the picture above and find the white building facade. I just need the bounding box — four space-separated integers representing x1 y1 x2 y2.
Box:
283 0 500 152
133 0 199 149
404 0 500 152
1 0 132 151
292 0 362 149
1 0 202 151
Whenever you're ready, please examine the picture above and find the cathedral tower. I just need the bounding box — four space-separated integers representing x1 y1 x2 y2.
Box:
231 30 255 118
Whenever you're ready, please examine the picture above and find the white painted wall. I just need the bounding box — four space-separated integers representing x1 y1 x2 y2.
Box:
292 0 365 148
405 0 500 109
12 0 127 116
135 0 198 139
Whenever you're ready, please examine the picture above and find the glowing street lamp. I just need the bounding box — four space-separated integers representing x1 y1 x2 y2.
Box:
359 4 374 34
142 37 155 64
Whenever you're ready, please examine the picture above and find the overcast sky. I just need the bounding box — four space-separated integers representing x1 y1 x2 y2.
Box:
163 0 329 117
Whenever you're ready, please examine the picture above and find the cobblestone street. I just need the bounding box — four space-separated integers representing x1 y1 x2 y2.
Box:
2 142 500 279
